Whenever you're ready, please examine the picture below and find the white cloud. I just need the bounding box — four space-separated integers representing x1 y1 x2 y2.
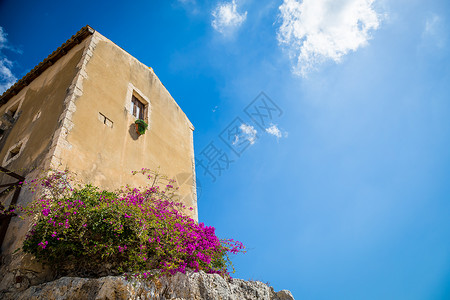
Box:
239 123 257 145
265 124 288 140
212 0 247 34
265 124 282 138
277 0 381 76
0 27 18 94
0 58 17 93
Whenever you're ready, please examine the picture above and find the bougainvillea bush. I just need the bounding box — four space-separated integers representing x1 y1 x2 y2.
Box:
20 169 244 278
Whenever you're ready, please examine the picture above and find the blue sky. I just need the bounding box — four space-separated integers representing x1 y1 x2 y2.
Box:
1 0 450 299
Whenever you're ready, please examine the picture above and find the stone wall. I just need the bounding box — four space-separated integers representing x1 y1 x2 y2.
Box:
3 271 294 300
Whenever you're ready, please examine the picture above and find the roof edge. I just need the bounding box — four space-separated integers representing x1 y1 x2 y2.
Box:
0 25 95 106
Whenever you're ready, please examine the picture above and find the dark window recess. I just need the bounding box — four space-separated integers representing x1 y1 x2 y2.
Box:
7 102 20 118
131 95 145 120
8 143 22 160
0 129 4 140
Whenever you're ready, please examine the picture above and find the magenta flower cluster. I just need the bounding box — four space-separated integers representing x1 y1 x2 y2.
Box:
21 169 245 278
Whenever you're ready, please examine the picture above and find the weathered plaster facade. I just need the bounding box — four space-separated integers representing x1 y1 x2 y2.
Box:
0 26 197 295
54 31 197 218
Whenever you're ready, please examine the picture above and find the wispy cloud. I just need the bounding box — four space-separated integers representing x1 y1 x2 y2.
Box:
425 14 441 35
422 14 446 48
277 0 381 76
0 27 18 94
265 124 288 140
0 28 7 46
175 0 200 15
212 0 247 34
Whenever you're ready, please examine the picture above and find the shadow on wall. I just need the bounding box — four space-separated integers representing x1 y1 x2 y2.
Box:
128 123 139 141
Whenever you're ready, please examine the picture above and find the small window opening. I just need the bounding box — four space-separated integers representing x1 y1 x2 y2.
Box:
131 95 146 120
8 143 22 160
32 111 41 122
3 137 28 166
0 129 4 140
7 102 20 118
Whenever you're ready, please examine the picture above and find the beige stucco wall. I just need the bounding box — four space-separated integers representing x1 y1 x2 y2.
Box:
0 38 88 242
0 29 197 257
55 32 197 220
0 39 89 292
0 42 87 178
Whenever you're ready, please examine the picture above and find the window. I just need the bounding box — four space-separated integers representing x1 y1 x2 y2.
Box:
2 136 29 166
130 95 146 120
32 111 41 122
8 143 22 160
6 101 21 119
124 83 151 126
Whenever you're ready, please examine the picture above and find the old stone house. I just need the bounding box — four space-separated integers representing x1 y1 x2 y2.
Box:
0 25 197 292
